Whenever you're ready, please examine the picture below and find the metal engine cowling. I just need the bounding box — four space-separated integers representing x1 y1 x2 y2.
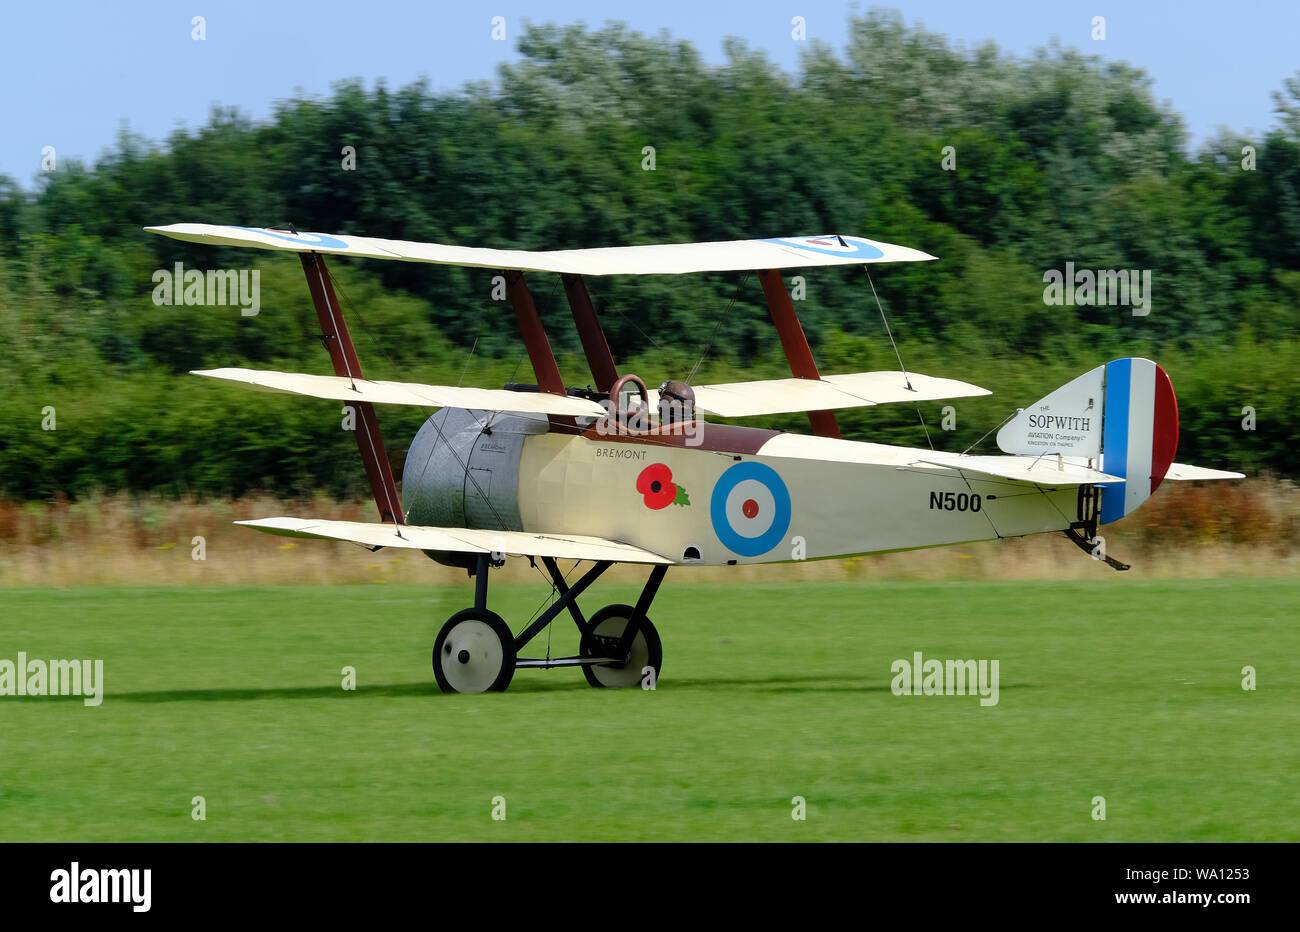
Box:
401 408 548 566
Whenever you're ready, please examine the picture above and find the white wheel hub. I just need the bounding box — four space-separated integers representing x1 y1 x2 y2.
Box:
439 619 507 693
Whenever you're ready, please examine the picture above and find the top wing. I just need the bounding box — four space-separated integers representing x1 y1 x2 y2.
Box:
646 371 989 418
238 517 674 564
145 225 937 275
193 367 608 417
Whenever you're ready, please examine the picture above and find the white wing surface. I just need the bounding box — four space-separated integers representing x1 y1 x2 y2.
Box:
1162 463 1245 480
757 434 1123 485
192 368 607 417
237 517 673 564
146 225 937 274
646 371 989 418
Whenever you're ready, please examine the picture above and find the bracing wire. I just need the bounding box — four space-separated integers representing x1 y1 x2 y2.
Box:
613 305 684 377
914 406 935 450
865 269 912 391
329 269 513 530
685 318 724 386
331 273 400 376
865 266 934 448
685 273 749 385
961 408 1020 456
457 326 482 388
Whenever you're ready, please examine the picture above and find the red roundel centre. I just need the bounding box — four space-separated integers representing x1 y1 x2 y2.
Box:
742 498 760 519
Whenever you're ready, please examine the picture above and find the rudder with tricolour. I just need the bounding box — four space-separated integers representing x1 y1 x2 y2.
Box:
996 357 1179 523
1097 357 1179 524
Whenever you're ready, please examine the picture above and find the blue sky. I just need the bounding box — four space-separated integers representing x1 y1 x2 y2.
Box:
2 0 1296 186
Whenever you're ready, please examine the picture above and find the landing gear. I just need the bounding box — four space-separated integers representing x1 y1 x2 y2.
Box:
429 554 668 694
431 608 516 694
580 604 662 688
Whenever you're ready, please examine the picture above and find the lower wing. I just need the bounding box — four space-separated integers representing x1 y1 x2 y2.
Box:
236 517 673 564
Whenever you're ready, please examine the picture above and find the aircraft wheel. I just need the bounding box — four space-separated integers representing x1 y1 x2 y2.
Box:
580 604 662 689
432 608 516 694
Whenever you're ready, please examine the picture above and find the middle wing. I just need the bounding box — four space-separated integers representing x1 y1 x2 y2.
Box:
238 517 674 564
193 367 607 417
646 370 989 418
197 366 987 420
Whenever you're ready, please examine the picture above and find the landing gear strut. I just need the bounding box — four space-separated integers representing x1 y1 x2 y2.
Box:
579 604 663 688
430 554 667 694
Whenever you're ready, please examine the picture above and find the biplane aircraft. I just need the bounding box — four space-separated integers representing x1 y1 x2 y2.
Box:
145 224 1243 693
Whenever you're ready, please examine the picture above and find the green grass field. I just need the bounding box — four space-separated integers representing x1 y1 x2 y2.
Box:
2 579 1297 841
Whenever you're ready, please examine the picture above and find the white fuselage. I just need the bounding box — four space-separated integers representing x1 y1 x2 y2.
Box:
515 429 1079 565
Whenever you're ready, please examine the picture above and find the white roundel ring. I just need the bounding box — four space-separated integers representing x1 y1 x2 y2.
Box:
234 226 350 250
724 479 777 539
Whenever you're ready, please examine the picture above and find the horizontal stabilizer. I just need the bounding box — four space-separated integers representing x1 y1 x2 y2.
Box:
755 435 1120 486
146 225 937 275
917 453 1124 486
193 368 607 417
1163 463 1245 481
237 517 673 564
646 371 989 418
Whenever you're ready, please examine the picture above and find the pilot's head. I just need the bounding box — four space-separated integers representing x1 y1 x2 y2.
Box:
658 379 696 426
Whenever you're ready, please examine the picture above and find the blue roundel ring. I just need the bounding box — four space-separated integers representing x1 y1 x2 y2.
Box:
761 236 885 260
236 227 350 250
710 461 792 557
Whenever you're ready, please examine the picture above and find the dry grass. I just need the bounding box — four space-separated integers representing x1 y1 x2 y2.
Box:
1 479 1295 587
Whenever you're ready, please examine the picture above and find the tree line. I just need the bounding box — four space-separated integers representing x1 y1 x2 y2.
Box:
2 11 1296 501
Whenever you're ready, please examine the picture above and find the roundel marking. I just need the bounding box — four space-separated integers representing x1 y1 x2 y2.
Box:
710 461 792 557
762 235 885 260
235 227 350 250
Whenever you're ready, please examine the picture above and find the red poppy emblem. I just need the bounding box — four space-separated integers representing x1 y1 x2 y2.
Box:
636 463 690 509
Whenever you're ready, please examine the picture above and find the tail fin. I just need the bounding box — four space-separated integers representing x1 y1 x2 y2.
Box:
997 358 1179 524
1096 358 1179 523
